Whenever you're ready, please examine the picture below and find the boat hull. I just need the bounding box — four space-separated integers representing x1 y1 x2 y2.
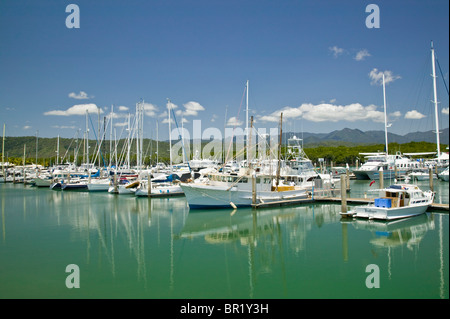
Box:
33 177 52 187
61 183 88 191
349 204 429 221
135 183 184 197
180 183 308 209
87 180 111 192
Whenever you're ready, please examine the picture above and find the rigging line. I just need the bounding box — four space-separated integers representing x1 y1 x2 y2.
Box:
224 85 247 165
436 56 449 96
88 113 107 167
169 106 191 171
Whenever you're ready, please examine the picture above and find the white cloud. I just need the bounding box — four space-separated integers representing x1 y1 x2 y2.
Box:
258 106 303 122
258 103 387 123
354 49 371 61
23 125 31 130
143 103 158 117
183 101 205 116
161 118 175 125
369 68 401 85
166 101 178 111
44 103 103 116
118 106 129 111
114 121 128 127
442 107 449 115
405 110 426 119
390 111 402 118
68 91 92 100
329 46 345 58
51 125 77 129
227 116 243 126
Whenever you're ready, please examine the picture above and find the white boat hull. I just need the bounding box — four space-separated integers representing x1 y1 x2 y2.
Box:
135 183 184 197
349 204 430 221
108 184 136 194
87 179 111 192
33 177 52 187
180 183 308 209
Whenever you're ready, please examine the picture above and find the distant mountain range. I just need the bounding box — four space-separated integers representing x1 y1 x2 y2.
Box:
284 127 449 147
2 127 448 160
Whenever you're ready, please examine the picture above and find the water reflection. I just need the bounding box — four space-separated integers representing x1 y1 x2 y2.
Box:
341 213 435 250
176 204 341 297
0 182 447 298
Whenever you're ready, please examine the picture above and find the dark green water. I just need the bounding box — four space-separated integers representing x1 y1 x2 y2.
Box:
0 179 448 299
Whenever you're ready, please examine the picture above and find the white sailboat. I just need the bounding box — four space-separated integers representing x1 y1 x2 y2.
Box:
134 99 185 197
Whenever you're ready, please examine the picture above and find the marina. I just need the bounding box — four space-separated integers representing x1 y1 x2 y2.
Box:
0 176 448 299
0 1 449 303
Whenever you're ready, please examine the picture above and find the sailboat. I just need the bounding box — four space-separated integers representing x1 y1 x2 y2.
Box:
135 99 184 197
353 75 418 180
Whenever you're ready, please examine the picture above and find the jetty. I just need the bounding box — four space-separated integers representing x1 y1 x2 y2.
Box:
314 196 448 212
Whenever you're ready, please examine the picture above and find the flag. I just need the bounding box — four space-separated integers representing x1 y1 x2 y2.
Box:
369 180 375 187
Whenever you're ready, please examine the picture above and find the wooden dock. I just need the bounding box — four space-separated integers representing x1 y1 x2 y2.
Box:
251 195 448 212
315 197 449 212
251 197 315 208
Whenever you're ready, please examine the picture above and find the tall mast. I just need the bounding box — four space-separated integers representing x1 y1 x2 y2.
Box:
56 135 60 165
109 105 113 167
246 80 249 162
2 124 5 178
86 110 89 166
382 74 389 156
167 99 172 170
136 102 140 170
127 113 131 168
156 120 159 164
276 112 283 189
35 130 38 165
431 41 441 161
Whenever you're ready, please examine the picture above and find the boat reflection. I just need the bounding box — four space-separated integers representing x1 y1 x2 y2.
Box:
341 213 435 250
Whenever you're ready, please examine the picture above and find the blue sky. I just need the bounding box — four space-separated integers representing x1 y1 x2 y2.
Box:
0 0 449 140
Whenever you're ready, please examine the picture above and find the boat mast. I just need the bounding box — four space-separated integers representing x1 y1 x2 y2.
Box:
167 99 172 171
2 124 5 177
431 41 441 162
56 135 60 165
109 105 113 167
156 119 159 165
275 112 283 189
382 73 389 156
35 130 38 165
86 110 89 167
246 80 249 164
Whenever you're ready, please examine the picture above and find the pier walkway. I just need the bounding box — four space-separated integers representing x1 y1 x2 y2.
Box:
252 195 449 212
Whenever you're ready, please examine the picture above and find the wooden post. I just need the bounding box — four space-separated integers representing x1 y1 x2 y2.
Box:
340 174 347 213
113 171 118 193
148 172 151 196
342 223 348 262
252 170 257 205
379 167 384 189
429 167 434 192
346 168 350 191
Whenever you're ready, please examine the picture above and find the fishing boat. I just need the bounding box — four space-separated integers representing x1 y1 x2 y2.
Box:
341 184 434 220
180 169 309 209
